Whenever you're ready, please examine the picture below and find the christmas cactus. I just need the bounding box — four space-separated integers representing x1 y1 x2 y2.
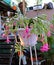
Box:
1 14 54 53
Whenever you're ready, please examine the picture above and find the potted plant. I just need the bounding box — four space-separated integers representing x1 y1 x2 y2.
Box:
1 14 54 65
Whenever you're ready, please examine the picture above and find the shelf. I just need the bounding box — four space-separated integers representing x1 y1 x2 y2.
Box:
0 1 16 12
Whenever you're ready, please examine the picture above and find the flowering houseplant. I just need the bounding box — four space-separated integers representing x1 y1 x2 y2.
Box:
1 14 54 65
1 14 54 54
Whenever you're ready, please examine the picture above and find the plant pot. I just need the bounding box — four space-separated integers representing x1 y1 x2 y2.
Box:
18 28 37 47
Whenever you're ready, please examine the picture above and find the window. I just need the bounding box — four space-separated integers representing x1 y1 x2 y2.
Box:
26 0 42 7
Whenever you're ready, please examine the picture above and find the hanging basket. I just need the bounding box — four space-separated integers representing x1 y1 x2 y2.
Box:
18 28 37 47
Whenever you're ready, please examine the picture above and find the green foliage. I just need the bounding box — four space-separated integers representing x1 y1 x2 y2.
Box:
4 14 53 55
51 14 54 24
15 43 20 52
5 14 51 43
47 35 54 54
15 43 25 53
41 35 54 59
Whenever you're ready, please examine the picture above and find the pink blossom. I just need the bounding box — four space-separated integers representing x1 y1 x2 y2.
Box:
50 24 54 28
13 22 16 26
40 43 49 52
25 26 30 33
2 34 6 38
27 34 31 38
6 36 10 44
47 31 51 37
23 27 30 38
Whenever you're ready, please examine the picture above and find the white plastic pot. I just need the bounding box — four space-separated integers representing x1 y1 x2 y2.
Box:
18 28 37 47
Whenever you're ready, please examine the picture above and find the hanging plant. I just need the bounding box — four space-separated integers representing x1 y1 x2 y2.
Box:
2 13 53 53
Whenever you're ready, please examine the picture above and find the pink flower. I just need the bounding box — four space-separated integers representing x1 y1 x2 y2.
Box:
13 22 16 26
6 36 10 44
50 24 54 28
47 31 51 37
40 43 49 52
23 27 30 38
2 34 6 38
25 26 30 33
27 34 31 38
